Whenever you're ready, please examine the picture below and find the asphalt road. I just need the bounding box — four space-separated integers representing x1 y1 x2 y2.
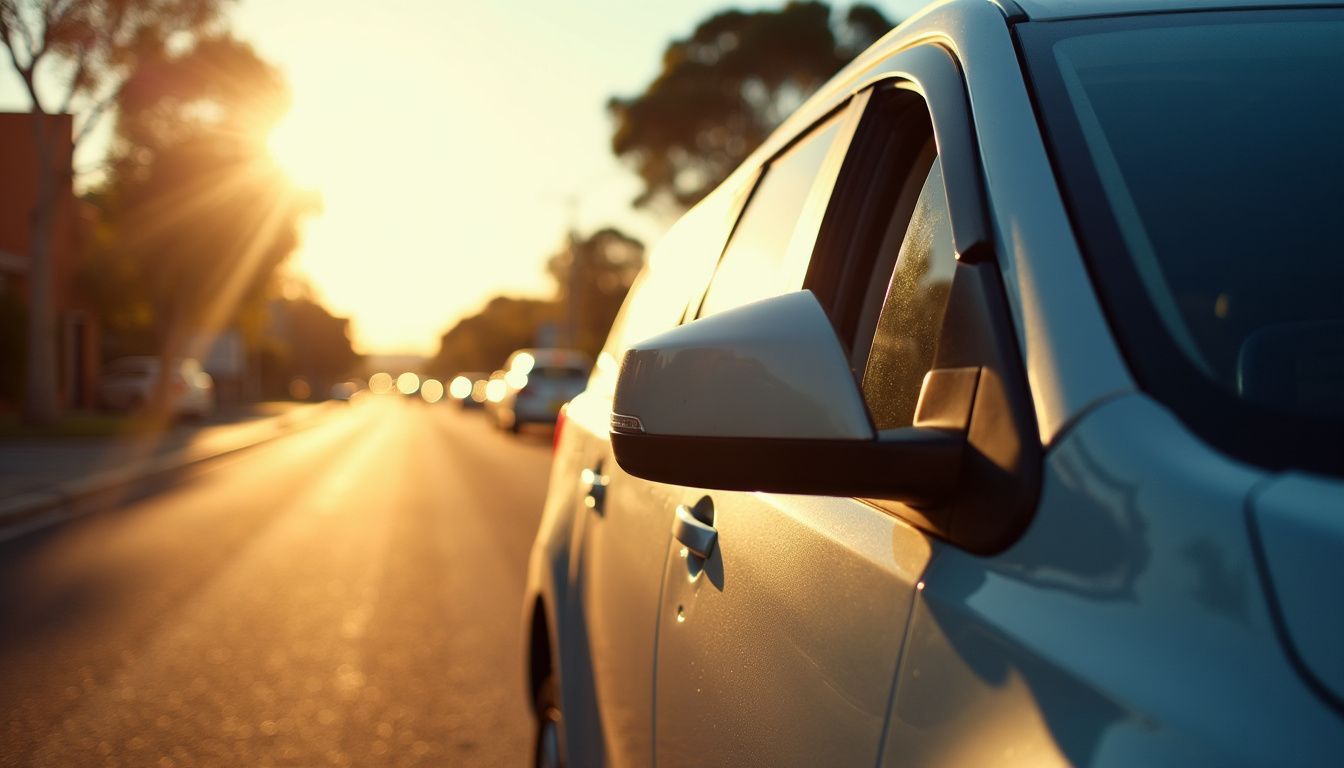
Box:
0 397 554 767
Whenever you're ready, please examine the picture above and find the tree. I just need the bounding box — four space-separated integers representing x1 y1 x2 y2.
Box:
608 2 894 211
430 226 644 377
0 0 232 424
431 297 559 377
546 227 644 358
264 297 360 397
91 34 317 410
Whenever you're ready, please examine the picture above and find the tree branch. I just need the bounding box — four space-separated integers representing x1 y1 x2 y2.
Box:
73 81 123 147
57 38 88 112
0 2 29 67
0 13 47 114
42 0 80 29
7 0 43 65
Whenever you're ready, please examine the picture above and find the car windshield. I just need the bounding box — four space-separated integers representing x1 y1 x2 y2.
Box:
1020 10 1344 473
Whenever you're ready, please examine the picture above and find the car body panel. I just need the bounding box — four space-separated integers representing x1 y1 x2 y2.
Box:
883 394 1344 766
1250 473 1344 707
644 37 1016 765
654 490 934 767
535 180 751 766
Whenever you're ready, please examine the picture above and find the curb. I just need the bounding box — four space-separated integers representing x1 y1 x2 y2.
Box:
0 402 337 535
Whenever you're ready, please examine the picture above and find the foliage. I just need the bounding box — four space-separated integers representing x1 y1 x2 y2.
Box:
431 297 559 377
265 297 361 396
0 0 231 135
608 1 894 211
431 226 645 376
0 0 234 423
88 34 318 361
546 227 644 357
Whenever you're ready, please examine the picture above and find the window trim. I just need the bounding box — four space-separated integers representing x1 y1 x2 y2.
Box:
691 97 860 320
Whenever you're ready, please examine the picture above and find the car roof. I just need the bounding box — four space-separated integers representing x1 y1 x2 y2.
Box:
737 0 1340 167
1009 0 1343 21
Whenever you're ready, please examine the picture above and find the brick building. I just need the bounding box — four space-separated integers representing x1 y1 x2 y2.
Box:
0 111 99 411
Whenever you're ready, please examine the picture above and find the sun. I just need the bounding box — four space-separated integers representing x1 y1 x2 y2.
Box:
267 113 328 191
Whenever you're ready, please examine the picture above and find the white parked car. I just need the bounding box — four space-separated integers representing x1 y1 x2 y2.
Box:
493 349 591 434
99 356 215 418
523 1 1344 766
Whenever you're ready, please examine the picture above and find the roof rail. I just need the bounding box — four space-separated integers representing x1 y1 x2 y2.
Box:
988 0 1029 21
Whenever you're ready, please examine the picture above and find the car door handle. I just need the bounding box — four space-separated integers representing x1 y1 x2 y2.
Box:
582 466 608 513
672 505 717 559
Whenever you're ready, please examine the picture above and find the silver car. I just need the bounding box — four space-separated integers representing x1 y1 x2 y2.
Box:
493 349 592 434
524 1 1344 765
99 356 215 418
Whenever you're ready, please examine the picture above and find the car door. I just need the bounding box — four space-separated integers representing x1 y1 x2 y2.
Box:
652 56 980 768
562 99 865 766
558 207 732 766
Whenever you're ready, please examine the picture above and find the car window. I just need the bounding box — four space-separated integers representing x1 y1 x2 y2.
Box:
698 111 844 318
1020 11 1344 474
588 180 749 399
859 159 956 430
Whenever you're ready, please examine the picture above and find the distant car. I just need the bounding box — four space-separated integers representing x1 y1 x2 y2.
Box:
522 2 1344 766
328 381 360 402
492 349 590 434
99 356 214 418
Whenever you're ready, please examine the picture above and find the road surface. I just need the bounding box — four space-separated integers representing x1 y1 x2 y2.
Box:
0 397 554 767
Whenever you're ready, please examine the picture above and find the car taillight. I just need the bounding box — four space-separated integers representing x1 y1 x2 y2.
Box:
554 403 567 452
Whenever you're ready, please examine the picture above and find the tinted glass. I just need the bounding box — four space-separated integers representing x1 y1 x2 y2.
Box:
1020 10 1344 474
699 113 842 317
861 160 956 430
1032 14 1344 417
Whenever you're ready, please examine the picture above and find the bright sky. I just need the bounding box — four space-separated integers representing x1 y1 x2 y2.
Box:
2 0 925 356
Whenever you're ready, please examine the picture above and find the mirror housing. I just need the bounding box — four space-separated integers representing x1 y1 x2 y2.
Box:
610 291 965 505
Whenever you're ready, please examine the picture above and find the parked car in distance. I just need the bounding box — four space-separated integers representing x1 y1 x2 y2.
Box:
328 380 360 402
492 349 590 434
99 356 215 418
522 1 1344 766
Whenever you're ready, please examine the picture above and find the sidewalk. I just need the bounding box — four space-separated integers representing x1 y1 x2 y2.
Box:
0 402 336 529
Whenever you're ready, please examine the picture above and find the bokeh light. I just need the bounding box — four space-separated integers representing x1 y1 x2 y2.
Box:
511 352 536 375
505 370 528 389
368 372 393 394
485 379 507 403
289 377 312 401
420 378 444 403
449 376 473 400
396 372 420 395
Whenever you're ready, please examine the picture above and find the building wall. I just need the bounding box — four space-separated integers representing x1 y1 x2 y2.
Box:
0 111 99 411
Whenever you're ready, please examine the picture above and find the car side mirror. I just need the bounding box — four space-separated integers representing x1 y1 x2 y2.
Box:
610 291 966 505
